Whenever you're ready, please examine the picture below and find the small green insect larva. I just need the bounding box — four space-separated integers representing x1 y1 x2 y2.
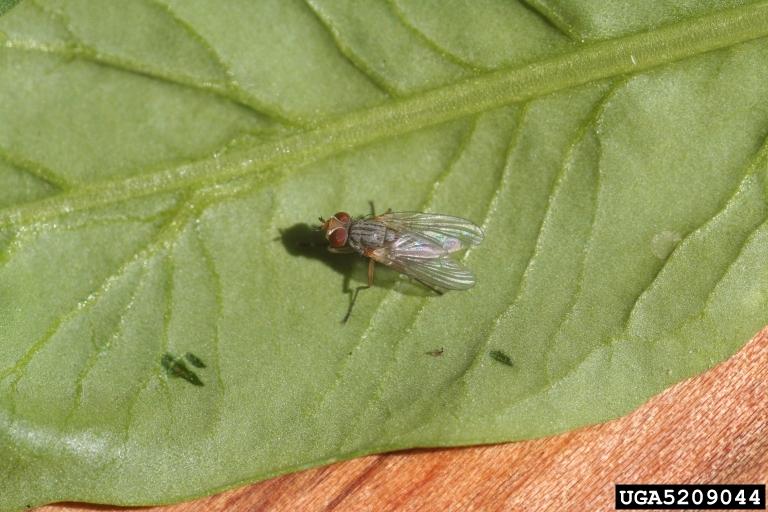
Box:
162 353 204 386
184 352 207 368
489 350 513 367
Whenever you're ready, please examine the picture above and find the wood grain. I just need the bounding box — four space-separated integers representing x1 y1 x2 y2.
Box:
36 327 768 511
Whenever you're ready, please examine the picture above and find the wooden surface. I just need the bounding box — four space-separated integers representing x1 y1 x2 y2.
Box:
38 327 768 511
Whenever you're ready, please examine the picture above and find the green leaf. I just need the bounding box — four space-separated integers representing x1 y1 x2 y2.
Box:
0 0 23 19
2 0 768 508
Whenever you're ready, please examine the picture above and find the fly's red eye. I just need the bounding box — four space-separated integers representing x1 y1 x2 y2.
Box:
334 212 350 223
329 228 347 247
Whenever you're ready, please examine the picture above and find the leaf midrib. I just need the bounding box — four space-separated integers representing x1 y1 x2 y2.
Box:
2 0 768 228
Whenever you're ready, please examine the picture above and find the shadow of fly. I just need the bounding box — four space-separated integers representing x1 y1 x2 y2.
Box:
315 207 484 323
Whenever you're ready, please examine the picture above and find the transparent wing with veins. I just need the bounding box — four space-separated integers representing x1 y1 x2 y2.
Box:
376 212 484 252
369 212 484 290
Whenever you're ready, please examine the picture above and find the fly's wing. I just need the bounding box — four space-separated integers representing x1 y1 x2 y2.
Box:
376 212 483 253
370 231 477 290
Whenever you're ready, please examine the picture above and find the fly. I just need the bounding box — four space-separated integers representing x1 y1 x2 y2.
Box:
318 208 484 322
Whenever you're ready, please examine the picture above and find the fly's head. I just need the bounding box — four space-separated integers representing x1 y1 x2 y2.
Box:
318 212 351 247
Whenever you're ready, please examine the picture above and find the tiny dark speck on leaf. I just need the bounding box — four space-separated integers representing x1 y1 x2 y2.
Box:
162 353 204 386
185 352 207 368
489 350 513 367
426 348 444 357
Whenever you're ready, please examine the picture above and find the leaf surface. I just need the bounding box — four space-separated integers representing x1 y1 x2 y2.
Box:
2 0 768 508
0 0 21 18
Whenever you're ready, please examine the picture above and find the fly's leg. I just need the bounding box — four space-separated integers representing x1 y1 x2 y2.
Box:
368 201 392 216
373 208 393 221
328 246 356 254
298 242 357 252
343 258 375 323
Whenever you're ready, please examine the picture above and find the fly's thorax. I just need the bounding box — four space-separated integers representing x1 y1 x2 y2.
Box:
347 218 394 253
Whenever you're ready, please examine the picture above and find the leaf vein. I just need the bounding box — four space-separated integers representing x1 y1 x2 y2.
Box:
3 3 768 228
194 217 226 393
65 257 150 427
624 135 768 346
0 145 71 191
300 0 396 97
383 0 479 72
